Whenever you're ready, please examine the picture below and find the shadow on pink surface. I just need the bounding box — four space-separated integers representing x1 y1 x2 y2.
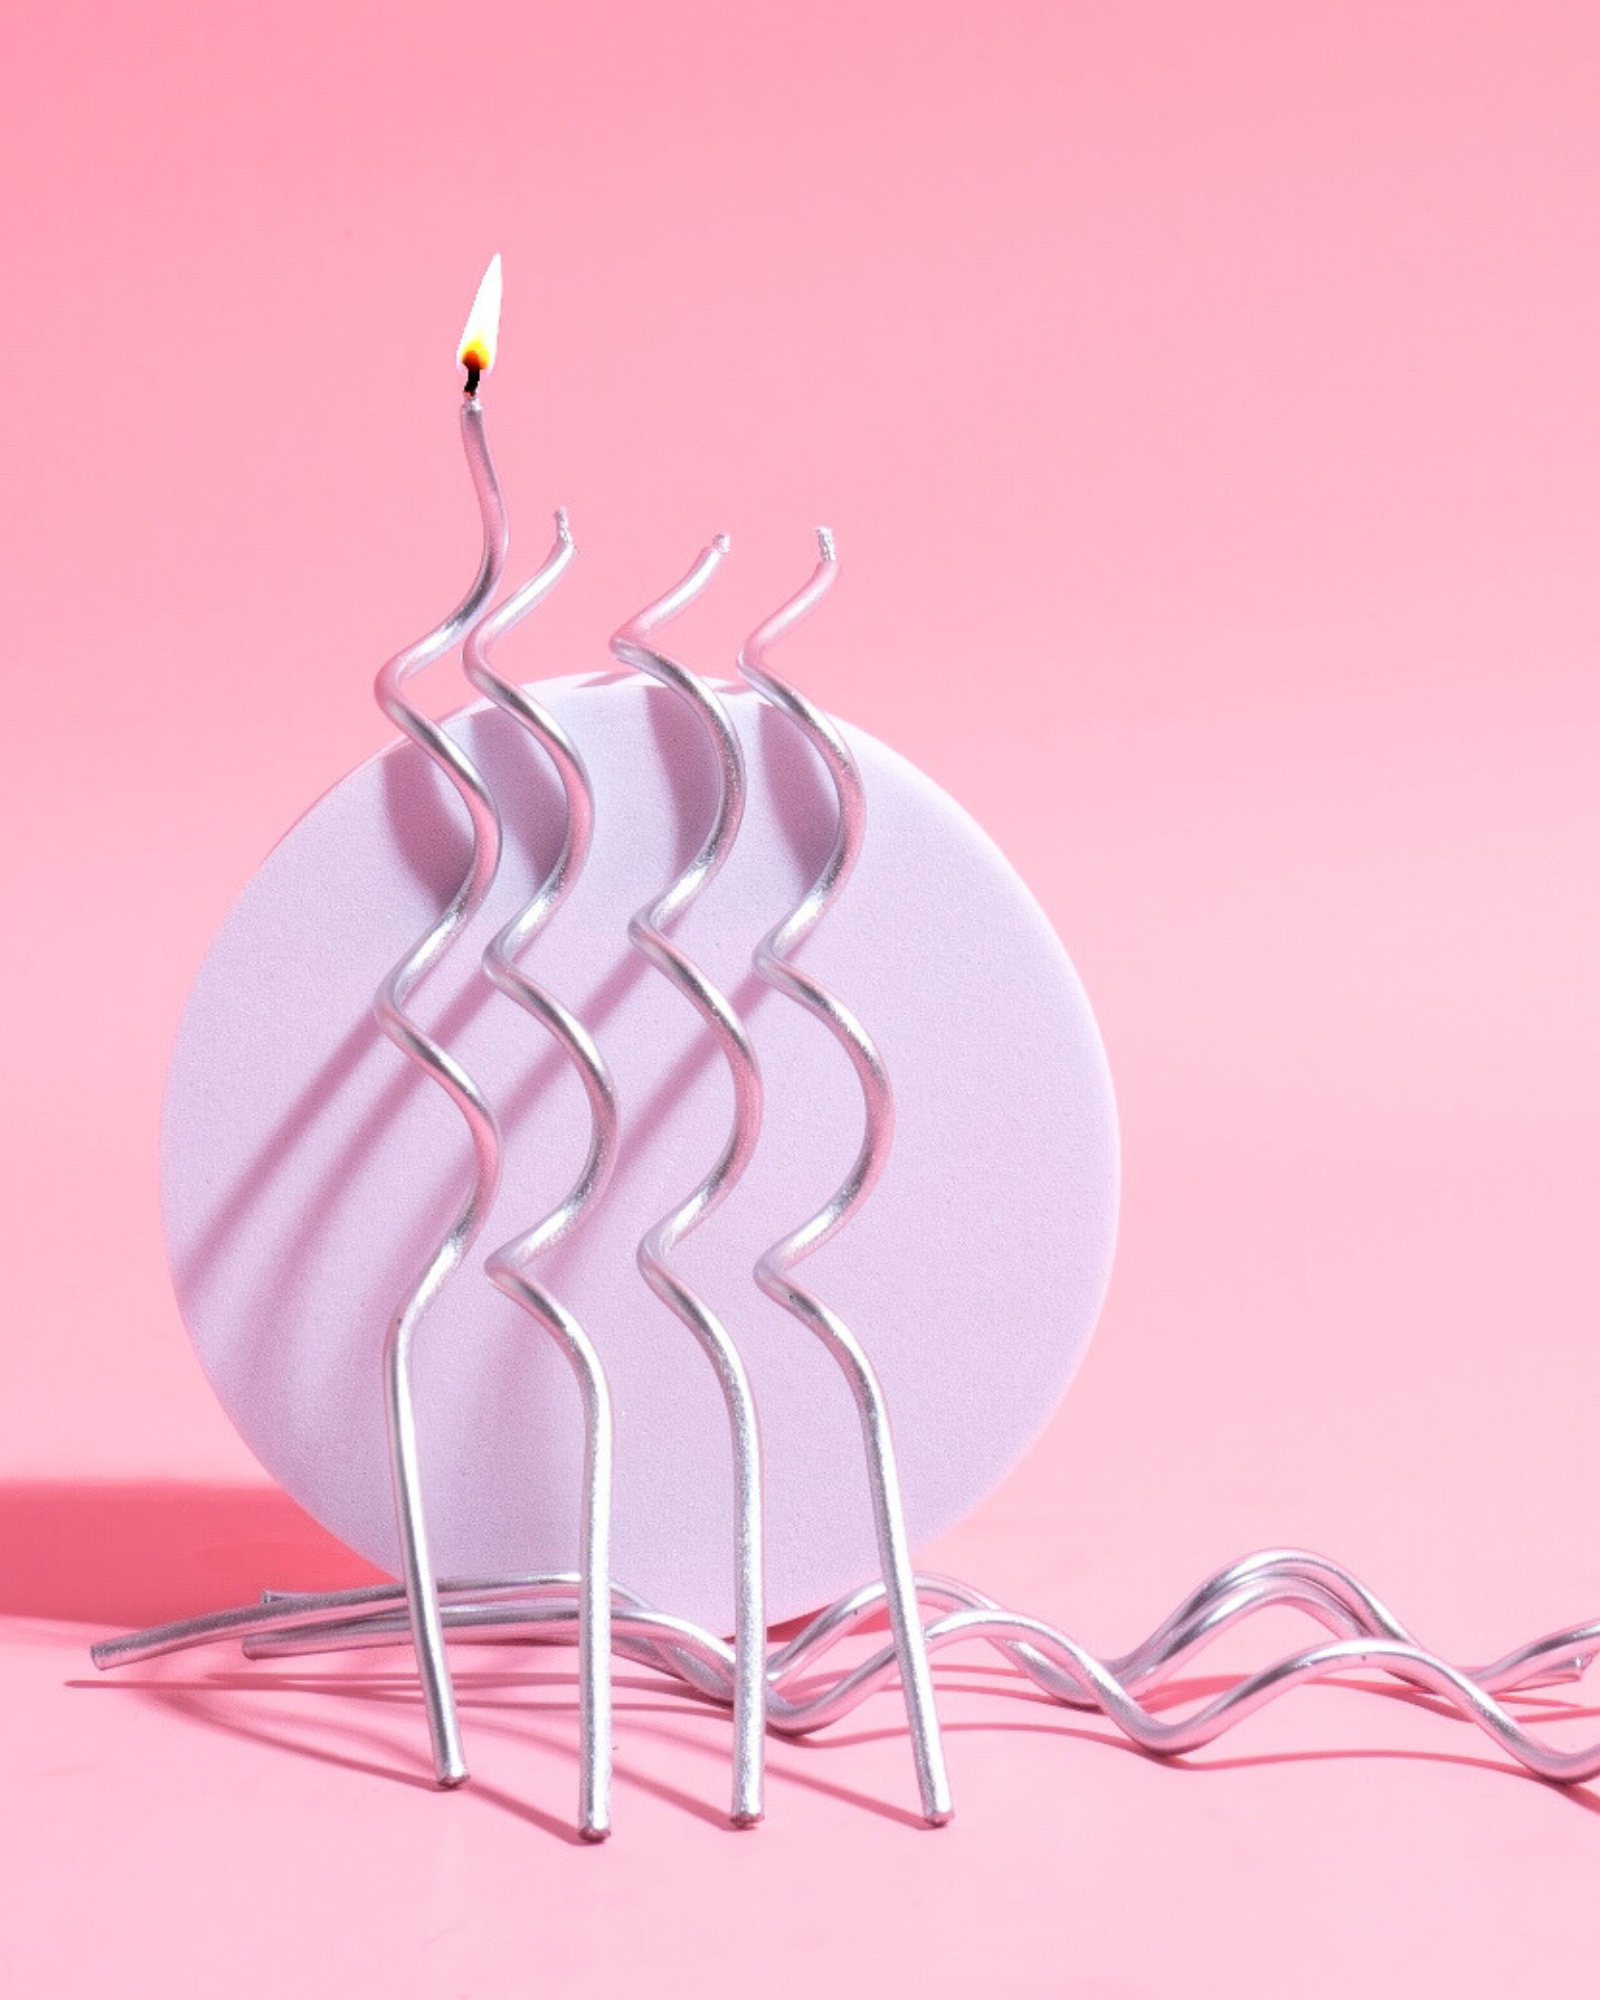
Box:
68 1652 1600 1845
0 1480 385 1629
79 1662 943 1841
17 1482 1600 1841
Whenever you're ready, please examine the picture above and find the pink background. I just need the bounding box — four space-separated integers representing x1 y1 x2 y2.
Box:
5 2 1600 1993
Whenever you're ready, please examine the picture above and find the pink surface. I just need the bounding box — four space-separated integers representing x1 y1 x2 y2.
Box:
7 1 1600 1994
163 678 1116 1627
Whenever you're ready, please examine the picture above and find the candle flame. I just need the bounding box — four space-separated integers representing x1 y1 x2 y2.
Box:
458 253 503 379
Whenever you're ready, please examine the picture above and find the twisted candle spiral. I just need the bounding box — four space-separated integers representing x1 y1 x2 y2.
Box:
369 394 508 1789
462 510 618 1841
609 537 769 1826
736 529 951 1825
93 526 1600 1837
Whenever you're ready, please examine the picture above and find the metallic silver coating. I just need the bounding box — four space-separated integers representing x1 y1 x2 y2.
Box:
736 531 952 1826
462 511 618 1842
92 1551 1600 1789
611 536 769 1827
97 511 1600 1831
369 395 509 1789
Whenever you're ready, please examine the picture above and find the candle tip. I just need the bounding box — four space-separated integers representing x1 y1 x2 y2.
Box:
458 252 503 386
555 506 572 543
713 532 732 555
816 525 836 562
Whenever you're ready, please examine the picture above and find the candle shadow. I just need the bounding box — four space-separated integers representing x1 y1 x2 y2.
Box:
173 693 694 1310
0 1479 383 1630
151 677 850 1644
52 1552 1600 1840
175 684 840 1347
34 1481 1593 1838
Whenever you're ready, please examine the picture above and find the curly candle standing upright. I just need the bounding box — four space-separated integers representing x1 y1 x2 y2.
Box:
463 510 621 1841
612 538 769 1826
738 530 952 1825
370 256 510 1788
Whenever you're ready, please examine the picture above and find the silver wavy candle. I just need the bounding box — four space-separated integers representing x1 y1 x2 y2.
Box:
94 1545 1600 1788
368 257 510 1788
736 529 951 1825
90 492 1600 1833
462 509 620 1842
611 536 769 1827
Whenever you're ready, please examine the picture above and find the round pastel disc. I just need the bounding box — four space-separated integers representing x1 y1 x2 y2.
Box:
163 676 1119 1630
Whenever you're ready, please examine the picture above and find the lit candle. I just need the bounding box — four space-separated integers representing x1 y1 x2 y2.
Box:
371 255 510 1790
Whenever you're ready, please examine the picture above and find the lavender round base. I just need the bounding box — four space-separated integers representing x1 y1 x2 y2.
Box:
162 676 1119 1630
